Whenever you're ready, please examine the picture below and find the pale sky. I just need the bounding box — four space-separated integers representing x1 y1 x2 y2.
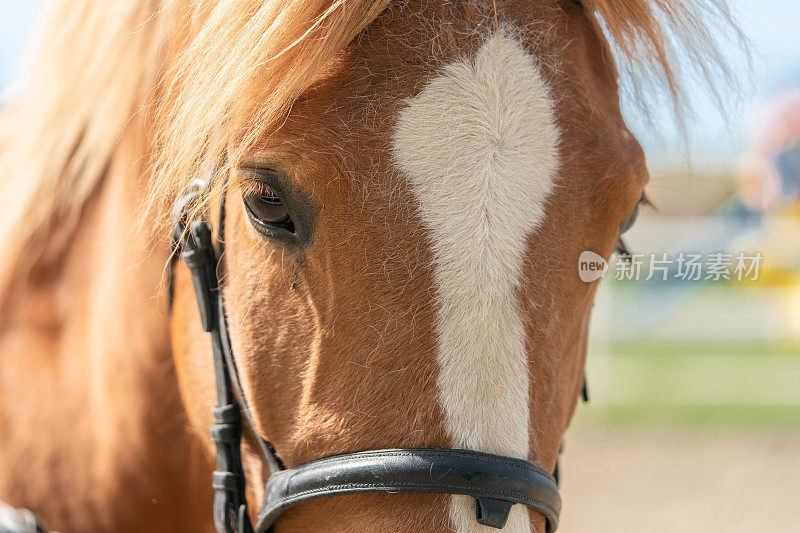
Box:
1 0 797 169
627 0 800 168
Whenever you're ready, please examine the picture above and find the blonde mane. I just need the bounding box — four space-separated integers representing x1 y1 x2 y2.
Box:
0 0 169 288
0 0 740 289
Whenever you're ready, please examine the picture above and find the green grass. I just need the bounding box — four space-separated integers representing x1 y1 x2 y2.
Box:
575 404 800 429
579 342 800 430
607 338 800 357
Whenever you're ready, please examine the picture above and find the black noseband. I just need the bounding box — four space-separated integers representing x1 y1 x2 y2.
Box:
172 178 563 532
257 448 560 531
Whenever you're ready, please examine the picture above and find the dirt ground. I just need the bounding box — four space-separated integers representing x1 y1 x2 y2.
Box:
557 429 800 533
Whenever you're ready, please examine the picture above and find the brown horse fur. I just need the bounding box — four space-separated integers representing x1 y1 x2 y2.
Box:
0 1 735 532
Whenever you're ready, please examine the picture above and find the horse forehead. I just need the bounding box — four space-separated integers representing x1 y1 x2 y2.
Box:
393 32 560 279
392 32 560 531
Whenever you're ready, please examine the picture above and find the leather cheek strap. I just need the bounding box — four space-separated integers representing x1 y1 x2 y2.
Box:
255 448 561 533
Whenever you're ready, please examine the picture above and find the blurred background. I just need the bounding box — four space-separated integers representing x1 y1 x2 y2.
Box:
2 1 797 531
565 2 800 531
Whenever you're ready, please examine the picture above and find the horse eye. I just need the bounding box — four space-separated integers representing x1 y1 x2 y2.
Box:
619 203 640 235
243 186 295 233
619 192 646 235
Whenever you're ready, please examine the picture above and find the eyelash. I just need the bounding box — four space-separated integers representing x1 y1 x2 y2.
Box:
615 192 651 256
238 170 278 196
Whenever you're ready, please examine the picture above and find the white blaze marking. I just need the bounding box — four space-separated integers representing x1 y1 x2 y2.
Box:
393 33 560 532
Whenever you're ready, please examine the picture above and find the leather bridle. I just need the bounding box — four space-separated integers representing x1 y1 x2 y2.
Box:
171 175 565 533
